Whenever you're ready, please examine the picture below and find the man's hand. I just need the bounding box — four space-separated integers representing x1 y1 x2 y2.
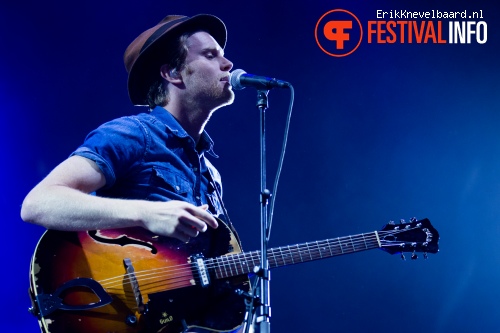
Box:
140 201 219 242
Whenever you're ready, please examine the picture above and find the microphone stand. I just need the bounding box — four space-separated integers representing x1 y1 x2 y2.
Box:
254 89 272 333
237 77 293 333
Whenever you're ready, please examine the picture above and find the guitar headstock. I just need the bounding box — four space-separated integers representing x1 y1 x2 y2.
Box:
379 218 439 259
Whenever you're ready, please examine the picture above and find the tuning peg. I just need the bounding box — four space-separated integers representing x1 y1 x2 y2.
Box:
423 252 428 260
411 252 418 260
401 253 406 260
399 219 405 224
388 220 395 225
410 217 417 223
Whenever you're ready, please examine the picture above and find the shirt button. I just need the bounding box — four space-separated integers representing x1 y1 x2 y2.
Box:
175 186 180 191
193 167 198 172
195 196 200 200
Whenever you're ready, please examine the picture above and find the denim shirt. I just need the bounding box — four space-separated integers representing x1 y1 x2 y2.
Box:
71 106 224 217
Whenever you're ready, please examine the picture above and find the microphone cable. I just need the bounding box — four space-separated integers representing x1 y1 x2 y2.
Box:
266 84 295 242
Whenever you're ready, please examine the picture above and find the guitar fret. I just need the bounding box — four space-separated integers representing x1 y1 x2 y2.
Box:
211 258 218 279
239 254 247 275
249 251 259 272
339 237 352 253
222 256 229 278
248 251 254 271
306 243 313 261
214 258 221 279
344 237 352 253
221 255 228 278
326 239 334 256
271 248 277 267
229 254 237 276
273 248 281 267
295 244 303 262
286 246 293 263
215 257 223 278
338 237 344 254
227 255 239 276
324 240 332 256
316 241 323 259
282 247 289 266
232 256 239 276
219 256 226 278
238 254 247 274
236 254 243 275
278 247 284 266
361 233 368 249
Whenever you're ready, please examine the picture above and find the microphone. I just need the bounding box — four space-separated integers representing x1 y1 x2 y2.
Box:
229 69 290 90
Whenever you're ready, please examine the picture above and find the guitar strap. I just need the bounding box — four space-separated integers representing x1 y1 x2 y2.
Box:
206 164 243 248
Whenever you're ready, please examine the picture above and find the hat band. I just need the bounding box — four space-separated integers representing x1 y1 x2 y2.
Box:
141 17 191 53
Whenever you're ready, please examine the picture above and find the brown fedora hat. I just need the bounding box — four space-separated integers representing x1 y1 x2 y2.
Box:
124 14 227 106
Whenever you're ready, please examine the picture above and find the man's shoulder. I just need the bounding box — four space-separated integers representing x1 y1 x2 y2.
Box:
99 112 161 131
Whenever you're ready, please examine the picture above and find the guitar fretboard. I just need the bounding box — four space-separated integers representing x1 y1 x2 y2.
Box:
209 231 381 279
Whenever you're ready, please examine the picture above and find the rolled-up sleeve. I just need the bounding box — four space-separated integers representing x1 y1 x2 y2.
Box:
70 116 148 189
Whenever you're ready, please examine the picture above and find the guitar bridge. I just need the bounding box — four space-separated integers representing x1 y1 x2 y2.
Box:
190 254 211 288
123 258 145 313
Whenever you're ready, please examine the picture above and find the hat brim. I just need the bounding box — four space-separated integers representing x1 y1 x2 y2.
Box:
127 14 227 106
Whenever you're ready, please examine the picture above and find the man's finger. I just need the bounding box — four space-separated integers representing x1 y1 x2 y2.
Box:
180 214 208 232
178 223 200 238
172 230 190 243
194 205 219 229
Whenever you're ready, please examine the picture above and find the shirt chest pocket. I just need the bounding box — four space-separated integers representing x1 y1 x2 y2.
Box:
150 166 192 196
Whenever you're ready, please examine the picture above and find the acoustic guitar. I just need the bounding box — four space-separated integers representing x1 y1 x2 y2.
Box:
28 217 438 333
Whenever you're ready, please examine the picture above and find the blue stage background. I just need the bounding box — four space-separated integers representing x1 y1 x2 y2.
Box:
2 0 499 332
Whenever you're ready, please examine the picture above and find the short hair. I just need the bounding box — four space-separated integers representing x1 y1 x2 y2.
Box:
146 32 192 110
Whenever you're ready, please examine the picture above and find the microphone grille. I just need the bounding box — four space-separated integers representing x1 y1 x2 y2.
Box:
229 69 247 90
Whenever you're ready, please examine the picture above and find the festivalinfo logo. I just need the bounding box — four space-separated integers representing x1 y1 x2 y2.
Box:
315 8 488 57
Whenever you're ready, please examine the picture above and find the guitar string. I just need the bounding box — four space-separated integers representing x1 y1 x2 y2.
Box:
208 234 384 277
203 227 426 279
106 232 381 285
99 237 377 292
105 228 412 293
100 228 422 293
160 226 417 282
100 233 383 290
183 227 417 277
91 227 425 312
101 232 386 290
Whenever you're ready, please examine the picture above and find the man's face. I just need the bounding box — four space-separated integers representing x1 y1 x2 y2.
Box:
181 31 234 110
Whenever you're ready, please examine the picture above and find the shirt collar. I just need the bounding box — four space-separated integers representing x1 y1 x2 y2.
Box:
150 106 218 157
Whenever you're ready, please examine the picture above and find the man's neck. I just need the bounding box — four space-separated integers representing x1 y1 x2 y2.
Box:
161 105 211 143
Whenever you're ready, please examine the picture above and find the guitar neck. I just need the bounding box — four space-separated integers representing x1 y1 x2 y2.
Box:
209 231 381 280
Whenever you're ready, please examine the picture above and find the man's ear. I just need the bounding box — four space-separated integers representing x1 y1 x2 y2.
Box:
160 64 182 83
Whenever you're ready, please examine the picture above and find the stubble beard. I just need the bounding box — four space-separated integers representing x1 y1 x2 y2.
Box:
185 68 235 112
198 78 235 112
